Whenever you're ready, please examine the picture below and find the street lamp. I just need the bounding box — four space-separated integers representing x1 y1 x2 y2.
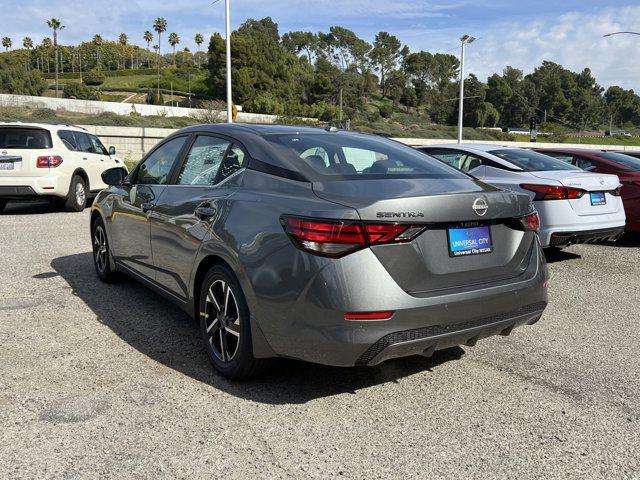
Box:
457 34 476 144
225 0 233 123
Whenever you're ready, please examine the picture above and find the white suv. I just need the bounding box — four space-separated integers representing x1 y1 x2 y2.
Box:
0 123 126 212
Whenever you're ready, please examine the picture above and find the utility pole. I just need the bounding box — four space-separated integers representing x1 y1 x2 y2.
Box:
225 0 233 123
457 35 476 144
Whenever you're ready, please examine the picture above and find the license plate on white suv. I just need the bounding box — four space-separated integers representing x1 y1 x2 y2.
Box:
0 162 14 170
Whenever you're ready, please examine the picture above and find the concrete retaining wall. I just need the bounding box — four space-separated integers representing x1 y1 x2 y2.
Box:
0 93 279 123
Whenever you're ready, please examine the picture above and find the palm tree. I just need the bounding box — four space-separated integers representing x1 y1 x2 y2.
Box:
168 32 180 66
46 18 64 98
194 33 204 66
118 33 128 69
92 34 103 69
143 30 153 67
153 18 168 99
2 37 12 52
22 37 33 71
42 37 53 73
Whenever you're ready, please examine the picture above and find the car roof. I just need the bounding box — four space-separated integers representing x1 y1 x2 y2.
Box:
0 122 88 133
176 122 335 137
418 143 518 153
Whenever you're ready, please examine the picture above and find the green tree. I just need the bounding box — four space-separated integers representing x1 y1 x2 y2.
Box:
194 33 204 66
92 34 103 69
46 18 64 97
0 56 47 95
369 32 402 96
282 31 318 65
2 37 12 52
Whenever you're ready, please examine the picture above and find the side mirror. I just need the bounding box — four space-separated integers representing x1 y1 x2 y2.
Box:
108 146 116 156
102 167 127 186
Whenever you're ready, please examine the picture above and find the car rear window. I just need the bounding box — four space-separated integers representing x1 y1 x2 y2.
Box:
598 152 640 171
489 149 581 172
0 127 52 149
264 133 467 180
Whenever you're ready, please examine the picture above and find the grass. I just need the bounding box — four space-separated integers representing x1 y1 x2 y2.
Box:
47 74 157 90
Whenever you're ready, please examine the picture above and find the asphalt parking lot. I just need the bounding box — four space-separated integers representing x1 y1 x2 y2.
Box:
1 201 639 479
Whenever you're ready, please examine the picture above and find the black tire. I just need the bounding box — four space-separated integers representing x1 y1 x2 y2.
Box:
0 199 6 213
65 175 87 212
91 217 119 283
198 264 266 380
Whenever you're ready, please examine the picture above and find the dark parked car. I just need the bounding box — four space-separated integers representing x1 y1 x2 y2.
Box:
534 148 640 232
91 124 548 379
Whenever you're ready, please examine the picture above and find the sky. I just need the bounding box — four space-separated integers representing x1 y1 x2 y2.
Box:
4 0 640 90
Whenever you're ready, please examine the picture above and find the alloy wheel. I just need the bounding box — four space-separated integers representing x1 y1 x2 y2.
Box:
75 182 86 207
203 279 241 363
93 226 107 273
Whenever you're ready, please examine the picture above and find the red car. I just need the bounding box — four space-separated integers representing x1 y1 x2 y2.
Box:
533 148 640 232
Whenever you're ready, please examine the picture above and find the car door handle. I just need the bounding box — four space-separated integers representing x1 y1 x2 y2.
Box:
83 157 88 161
194 205 216 220
141 202 154 213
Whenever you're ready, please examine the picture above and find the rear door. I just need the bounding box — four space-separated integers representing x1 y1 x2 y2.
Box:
109 135 189 280
150 135 245 298
0 126 53 179
75 132 111 191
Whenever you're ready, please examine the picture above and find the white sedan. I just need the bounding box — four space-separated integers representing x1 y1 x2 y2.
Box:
418 144 626 248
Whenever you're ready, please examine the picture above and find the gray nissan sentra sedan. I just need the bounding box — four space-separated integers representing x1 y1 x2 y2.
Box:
91 124 548 379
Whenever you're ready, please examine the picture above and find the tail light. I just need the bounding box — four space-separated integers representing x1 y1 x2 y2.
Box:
37 155 63 168
281 216 425 258
517 211 540 232
521 183 585 200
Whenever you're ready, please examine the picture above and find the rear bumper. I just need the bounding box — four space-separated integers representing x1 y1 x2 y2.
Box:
549 226 625 247
251 239 549 367
0 174 69 199
536 200 626 247
357 302 545 365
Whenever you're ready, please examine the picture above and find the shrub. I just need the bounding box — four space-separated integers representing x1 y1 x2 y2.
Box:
30 108 59 121
83 70 105 86
145 88 164 105
0 56 48 96
379 103 393 118
63 83 101 101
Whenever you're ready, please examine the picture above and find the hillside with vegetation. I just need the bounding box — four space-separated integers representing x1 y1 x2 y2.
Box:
2 16 640 141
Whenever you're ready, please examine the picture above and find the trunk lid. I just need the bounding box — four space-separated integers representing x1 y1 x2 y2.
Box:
530 170 622 216
313 178 538 295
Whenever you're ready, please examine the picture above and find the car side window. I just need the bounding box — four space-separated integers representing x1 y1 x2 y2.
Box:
425 149 483 173
574 156 596 170
543 152 575 164
135 136 188 185
217 143 247 183
177 136 231 185
58 131 78 151
75 133 94 154
88 135 109 155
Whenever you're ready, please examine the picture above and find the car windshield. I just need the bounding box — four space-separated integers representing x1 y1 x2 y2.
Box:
490 149 581 172
264 133 468 180
598 152 640 171
0 127 52 149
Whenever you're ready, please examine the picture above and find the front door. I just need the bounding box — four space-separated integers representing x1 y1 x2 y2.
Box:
150 135 246 298
109 135 189 280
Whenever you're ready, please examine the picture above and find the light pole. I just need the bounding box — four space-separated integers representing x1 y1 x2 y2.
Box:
225 0 233 123
457 34 475 144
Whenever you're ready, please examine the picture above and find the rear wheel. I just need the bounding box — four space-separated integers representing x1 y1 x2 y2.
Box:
65 175 87 212
198 265 266 380
92 217 118 282
0 200 6 213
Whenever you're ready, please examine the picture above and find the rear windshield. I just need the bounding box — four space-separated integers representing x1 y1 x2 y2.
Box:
0 127 52 149
264 133 467 180
489 149 580 172
598 152 640 171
